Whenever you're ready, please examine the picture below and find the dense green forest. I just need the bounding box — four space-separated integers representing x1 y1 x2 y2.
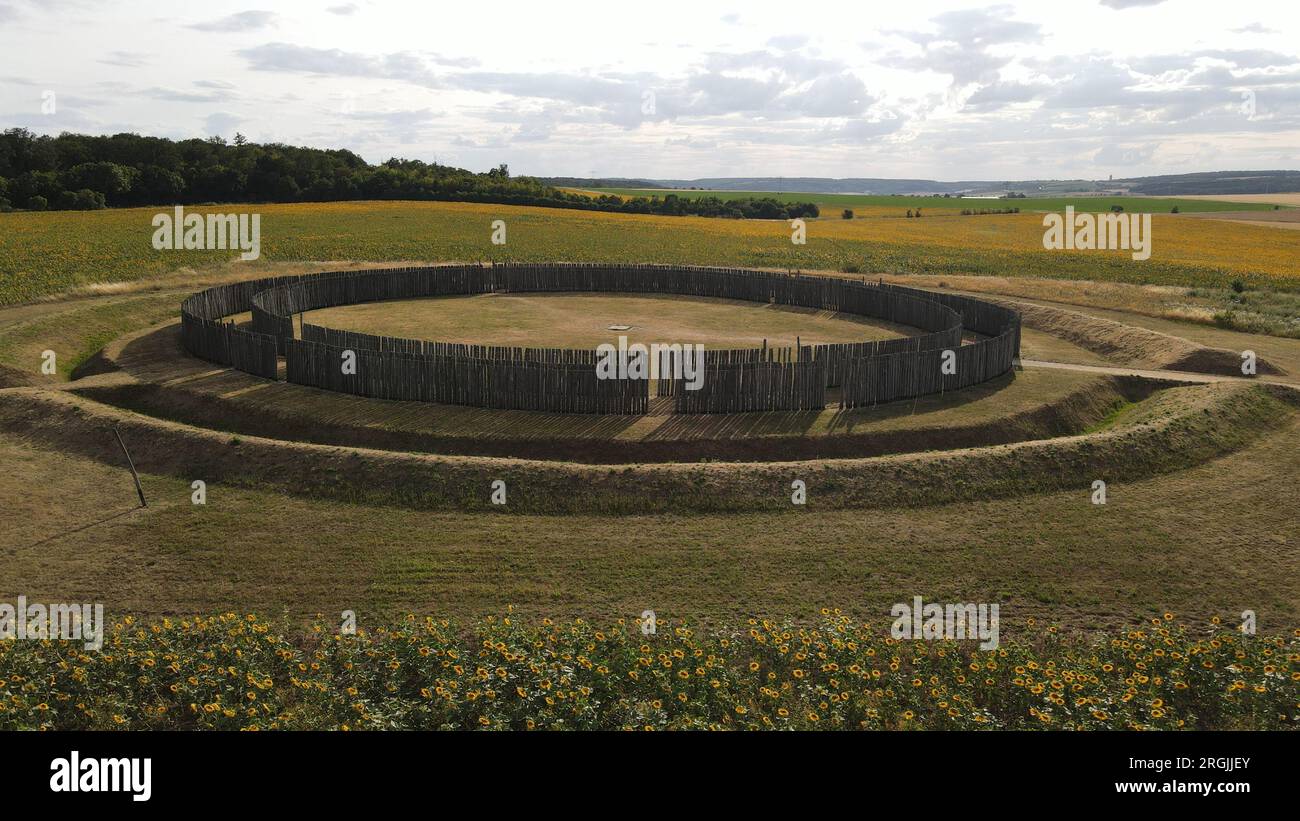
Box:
0 129 817 220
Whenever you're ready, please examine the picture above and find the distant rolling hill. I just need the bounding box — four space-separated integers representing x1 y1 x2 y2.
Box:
1114 171 1300 196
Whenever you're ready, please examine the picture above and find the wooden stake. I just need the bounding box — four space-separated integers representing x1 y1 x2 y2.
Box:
113 427 147 508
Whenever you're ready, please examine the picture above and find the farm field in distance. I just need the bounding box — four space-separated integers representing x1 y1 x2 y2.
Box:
577 187 1297 214
4 199 1300 308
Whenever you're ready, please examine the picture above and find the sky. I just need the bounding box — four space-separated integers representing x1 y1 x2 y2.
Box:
1 0 1297 180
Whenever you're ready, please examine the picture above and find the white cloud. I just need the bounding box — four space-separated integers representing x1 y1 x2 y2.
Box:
98 51 151 68
1099 0 1168 8
0 0 1294 179
189 10 278 33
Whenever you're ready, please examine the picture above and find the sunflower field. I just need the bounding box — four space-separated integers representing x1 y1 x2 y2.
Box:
1 611 1294 731
4 201 1300 306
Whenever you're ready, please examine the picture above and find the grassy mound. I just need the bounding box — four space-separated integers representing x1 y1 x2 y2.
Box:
0 380 1293 513
74 369 1145 463
1006 298 1284 375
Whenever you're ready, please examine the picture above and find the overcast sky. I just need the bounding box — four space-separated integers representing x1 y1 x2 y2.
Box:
1 0 1296 180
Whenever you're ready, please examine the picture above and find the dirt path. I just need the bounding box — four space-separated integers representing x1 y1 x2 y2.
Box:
1019 358 1296 389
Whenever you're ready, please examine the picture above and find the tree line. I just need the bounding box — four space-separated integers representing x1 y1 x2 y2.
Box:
0 129 818 220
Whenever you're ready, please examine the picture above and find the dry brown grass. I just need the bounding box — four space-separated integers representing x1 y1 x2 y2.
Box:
4 260 1299 633
1001 299 1284 375
307 292 911 349
2 413 1296 629
1178 193 1300 206
869 273 1300 348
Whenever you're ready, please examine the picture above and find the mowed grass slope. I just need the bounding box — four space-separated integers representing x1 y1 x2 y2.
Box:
2 411 1296 629
3 200 1300 306
0 291 180 383
4 380 1293 514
